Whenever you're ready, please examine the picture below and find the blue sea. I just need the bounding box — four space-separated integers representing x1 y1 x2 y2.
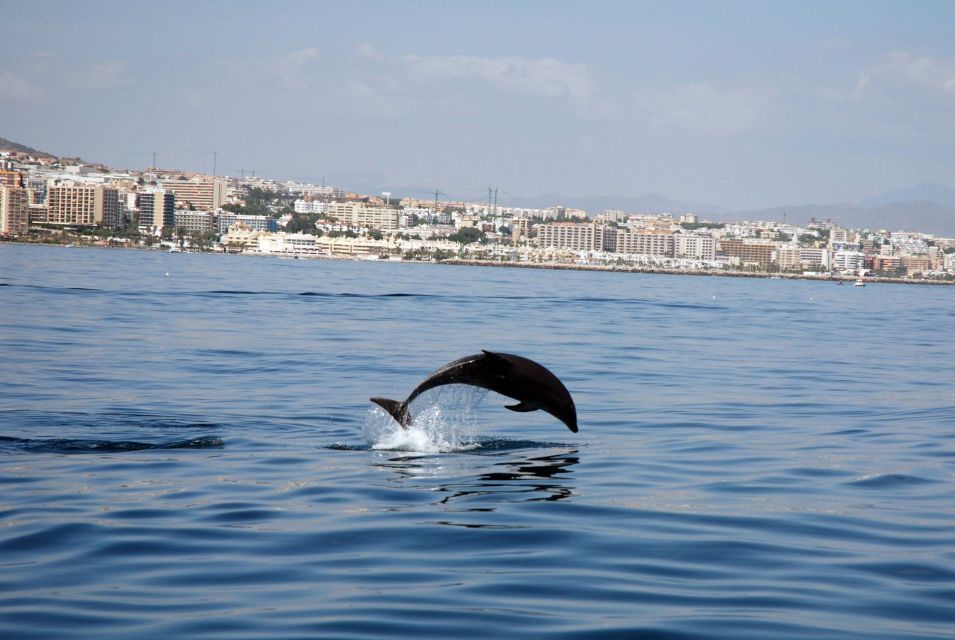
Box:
2 243 954 639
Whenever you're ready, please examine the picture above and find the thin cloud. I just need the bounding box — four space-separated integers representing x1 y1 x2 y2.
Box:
0 69 44 101
218 47 320 91
633 84 774 134
400 54 596 111
71 61 127 89
877 50 955 96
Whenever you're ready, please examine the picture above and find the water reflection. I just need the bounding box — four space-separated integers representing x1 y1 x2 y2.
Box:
374 448 579 506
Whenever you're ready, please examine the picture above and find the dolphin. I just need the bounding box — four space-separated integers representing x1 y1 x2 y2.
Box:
371 350 578 433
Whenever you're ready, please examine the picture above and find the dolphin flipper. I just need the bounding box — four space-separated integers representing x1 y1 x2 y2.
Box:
505 401 538 412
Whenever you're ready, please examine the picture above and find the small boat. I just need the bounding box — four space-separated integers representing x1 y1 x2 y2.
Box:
853 279 865 287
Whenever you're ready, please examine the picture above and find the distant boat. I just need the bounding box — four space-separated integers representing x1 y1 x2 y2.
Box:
168 247 182 253
854 279 865 287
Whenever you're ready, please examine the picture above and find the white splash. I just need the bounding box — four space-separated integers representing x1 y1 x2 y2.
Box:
363 386 488 453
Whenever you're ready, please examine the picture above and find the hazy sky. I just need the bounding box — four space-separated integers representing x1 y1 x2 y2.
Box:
3 0 954 209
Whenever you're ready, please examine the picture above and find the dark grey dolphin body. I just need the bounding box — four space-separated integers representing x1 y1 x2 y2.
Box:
370 350 578 432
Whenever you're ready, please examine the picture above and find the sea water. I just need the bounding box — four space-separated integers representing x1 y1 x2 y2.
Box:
1 243 954 639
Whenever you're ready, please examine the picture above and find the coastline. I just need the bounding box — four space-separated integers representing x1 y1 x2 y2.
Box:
440 258 955 286
4 239 953 286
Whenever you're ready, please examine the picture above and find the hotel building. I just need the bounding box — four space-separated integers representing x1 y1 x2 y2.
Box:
137 189 175 230
46 183 121 227
160 177 226 211
0 186 30 236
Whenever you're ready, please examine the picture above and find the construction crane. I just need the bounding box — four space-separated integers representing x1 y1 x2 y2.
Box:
125 150 159 171
486 185 505 217
430 188 445 215
180 149 219 177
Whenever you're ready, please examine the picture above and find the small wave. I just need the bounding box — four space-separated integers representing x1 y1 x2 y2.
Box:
846 473 936 488
6 435 224 453
298 291 438 298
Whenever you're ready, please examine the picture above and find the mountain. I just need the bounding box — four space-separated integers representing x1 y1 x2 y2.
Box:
0 137 56 159
737 184 955 236
739 201 952 234
499 188 955 236
492 192 724 215
859 183 955 209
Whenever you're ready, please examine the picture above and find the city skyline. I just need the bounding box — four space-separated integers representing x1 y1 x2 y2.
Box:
3 1 955 210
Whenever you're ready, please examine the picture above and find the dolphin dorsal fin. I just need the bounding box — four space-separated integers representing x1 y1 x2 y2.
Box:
505 401 537 413
481 350 512 374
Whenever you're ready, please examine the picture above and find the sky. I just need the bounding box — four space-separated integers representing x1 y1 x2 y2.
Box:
2 0 954 210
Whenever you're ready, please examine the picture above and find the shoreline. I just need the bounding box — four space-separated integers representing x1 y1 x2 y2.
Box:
440 258 955 286
4 239 953 286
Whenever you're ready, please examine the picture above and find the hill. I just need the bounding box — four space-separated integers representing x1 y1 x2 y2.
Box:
0 137 57 159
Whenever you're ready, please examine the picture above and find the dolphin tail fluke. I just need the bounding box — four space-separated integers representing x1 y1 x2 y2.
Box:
370 397 411 428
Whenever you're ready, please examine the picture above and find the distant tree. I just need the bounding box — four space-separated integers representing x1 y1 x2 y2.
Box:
286 213 320 234
449 227 485 244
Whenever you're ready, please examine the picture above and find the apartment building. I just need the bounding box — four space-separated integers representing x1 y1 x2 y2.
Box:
615 229 675 257
160 177 226 210
47 183 121 227
0 186 30 235
326 201 400 231
537 221 610 252
137 189 175 230
173 209 216 234
218 212 276 234
674 234 716 260
294 199 327 215
0 170 21 188
777 245 830 271
719 239 776 267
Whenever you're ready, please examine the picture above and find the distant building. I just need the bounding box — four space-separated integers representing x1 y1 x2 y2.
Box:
46 183 121 227
674 234 716 260
832 250 866 272
218 212 276 234
595 209 627 224
293 199 327 215
160 177 226 210
869 255 901 275
0 186 30 236
137 189 175 230
901 255 932 276
615 229 675 257
719 239 776 267
256 232 324 257
0 170 22 188
537 221 612 252
173 209 216 234
777 245 830 270
325 202 400 231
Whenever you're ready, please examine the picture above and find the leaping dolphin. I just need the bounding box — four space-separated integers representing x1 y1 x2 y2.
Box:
370 350 578 433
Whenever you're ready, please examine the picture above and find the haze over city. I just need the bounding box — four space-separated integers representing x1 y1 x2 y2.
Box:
3 0 954 211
